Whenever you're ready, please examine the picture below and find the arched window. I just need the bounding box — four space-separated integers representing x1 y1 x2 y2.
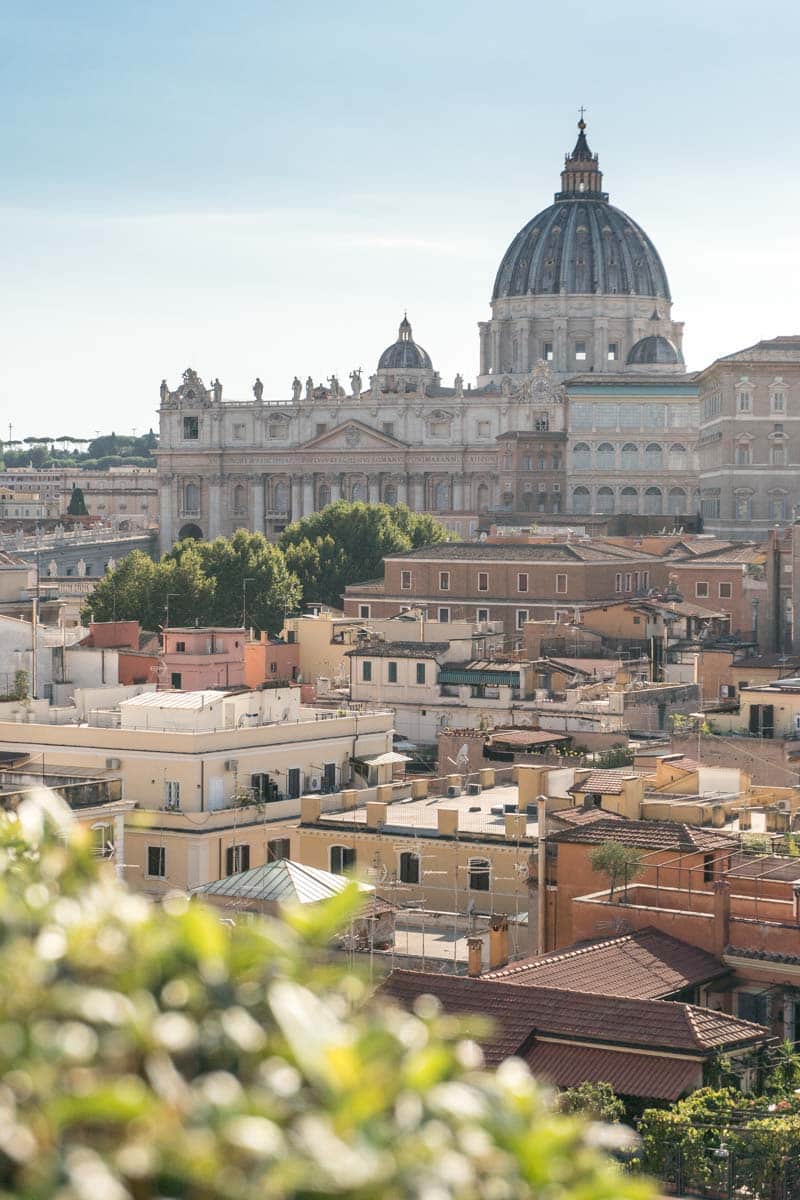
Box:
573 443 591 470
398 852 420 885
668 487 687 516
232 484 246 514
351 481 367 502
468 857 490 892
184 482 199 514
596 486 614 514
383 482 398 505
572 486 591 514
318 483 331 509
668 443 687 471
620 486 639 514
476 483 490 512
621 443 639 470
596 443 615 470
273 481 289 513
434 480 451 511
644 486 663 515
644 443 663 470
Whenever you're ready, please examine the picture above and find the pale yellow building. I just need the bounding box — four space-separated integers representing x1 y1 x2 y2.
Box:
0 686 395 896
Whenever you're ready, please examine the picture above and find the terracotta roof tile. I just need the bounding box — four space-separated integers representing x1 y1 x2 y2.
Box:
525 1041 700 1101
567 770 638 796
547 818 739 852
483 928 726 998
380 972 767 1059
549 806 625 827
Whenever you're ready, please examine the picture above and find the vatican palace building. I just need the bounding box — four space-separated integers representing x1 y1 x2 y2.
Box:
155 120 800 549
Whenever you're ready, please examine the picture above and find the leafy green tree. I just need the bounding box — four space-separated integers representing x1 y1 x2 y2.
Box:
83 533 300 635
66 485 88 516
558 1081 625 1123
178 528 301 634
280 501 450 608
0 796 651 1200
589 840 644 900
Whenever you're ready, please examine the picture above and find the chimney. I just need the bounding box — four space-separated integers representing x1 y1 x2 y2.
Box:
366 801 387 828
713 880 731 956
467 936 483 977
518 764 549 811
488 913 509 970
437 808 459 837
300 795 322 823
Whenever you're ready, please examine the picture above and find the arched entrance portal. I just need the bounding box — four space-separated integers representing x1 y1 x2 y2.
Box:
178 523 203 541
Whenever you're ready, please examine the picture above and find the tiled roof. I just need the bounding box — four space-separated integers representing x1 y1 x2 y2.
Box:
567 770 637 796
549 806 624 826
483 928 726 998
725 946 800 967
547 818 739 852
385 542 660 564
345 641 449 659
675 544 765 565
487 729 570 747
525 1041 699 1101
380 972 767 1058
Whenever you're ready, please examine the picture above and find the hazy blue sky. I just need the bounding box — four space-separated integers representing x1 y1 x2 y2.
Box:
2 0 799 438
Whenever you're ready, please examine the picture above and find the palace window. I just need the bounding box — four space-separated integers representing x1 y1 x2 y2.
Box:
399 852 420 885
621 443 639 470
737 391 752 413
401 570 412 590
147 846 166 878
607 342 619 361
225 845 250 875
573 443 591 469
574 341 587 361
469 857 490 891
543 341 554 361
387 661 398 683
555 573 567 594
478 571 489 592
596 443 615 470
645 443 663 469
439 571 450 591
517 572 529 593
362 661 372 682
182 416 199 440
330 846 356 875
695 581 709 598
416 662 427 684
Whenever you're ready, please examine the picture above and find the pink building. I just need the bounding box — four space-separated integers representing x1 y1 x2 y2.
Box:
160 627 246 690
244 634 300 689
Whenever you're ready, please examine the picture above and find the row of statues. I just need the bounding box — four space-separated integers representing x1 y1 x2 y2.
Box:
160 368 472 407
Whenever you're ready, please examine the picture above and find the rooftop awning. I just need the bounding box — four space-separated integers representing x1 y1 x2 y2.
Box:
439 668 519 687
362 752 411 767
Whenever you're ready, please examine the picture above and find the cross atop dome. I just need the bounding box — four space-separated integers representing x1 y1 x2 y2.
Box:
556 114 607 201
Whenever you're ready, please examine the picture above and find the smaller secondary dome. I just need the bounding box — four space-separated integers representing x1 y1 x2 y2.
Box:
626 334 683 366
378 315 433 370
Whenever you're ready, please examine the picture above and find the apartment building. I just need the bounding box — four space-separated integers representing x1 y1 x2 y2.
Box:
344 541 667 640
0 686 394 895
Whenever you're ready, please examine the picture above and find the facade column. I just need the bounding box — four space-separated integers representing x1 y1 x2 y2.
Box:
396 476 408 505
478 323 489 376
518 322 530 373
409 474 423 511
208 477 222 538
250 475 265 534
367 475 380 503
302 475 314 515
491 325 501 376
290 476 302 519
329 476 341 502
453 475 465 511
158 472 175 553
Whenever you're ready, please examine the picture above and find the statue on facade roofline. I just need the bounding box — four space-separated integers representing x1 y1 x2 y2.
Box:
454 373 464 398
291 376 302 403
159 379 169 403
350 368 362 399
253 377 264 402
305 376 314 399
212 378 223 404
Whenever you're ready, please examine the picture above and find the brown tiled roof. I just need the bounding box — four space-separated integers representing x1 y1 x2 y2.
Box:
567 770 637 796
483 928 726 998
525 1041 699 1101
487 729 569 748
345 641 449 659
386 542 661 564
549 806 625 827
380 972 766 1059
547 818 739 852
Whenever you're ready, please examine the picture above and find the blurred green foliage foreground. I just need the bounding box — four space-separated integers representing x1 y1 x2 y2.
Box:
0 793 653 1199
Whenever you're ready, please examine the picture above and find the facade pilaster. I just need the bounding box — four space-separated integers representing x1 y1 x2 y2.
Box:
250 476 265 534
208 477 222 538
290 476 302 519
396 477 408 505
302 476 314 516
367 476 379 503
158 473 175 553
478 323 489 376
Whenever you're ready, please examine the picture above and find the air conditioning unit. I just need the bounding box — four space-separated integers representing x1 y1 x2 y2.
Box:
224 759 238 772
105 757 121 770
468 782 481 796
447 785 461 798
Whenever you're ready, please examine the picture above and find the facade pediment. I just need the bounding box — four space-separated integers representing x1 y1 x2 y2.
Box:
298 420 409 451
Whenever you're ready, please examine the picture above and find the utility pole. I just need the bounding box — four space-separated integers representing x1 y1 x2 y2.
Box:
31 553 40 699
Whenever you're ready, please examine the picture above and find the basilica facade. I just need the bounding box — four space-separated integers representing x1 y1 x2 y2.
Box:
155 120 701 551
